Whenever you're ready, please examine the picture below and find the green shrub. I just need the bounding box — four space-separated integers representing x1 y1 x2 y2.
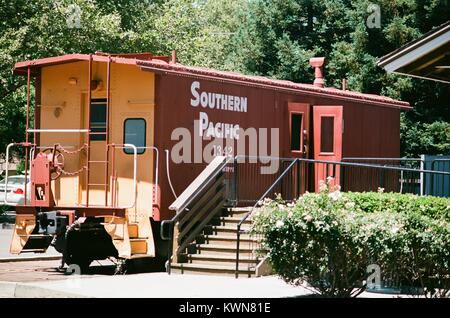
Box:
345 192 450 219
253 181 450 298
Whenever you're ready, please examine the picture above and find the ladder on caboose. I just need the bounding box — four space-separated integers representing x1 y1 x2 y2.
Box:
85 54 112 207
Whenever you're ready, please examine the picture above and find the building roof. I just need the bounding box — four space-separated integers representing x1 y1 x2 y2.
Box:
14 52 411 109
377 21 450 83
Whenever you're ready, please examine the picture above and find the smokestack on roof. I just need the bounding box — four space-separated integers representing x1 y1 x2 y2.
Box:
309 57 326 88
171 50 177 64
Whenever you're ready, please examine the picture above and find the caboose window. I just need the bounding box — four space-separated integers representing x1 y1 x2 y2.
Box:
290 113 302 151
90 98 107 141
320 116 334 153
124 118 146 154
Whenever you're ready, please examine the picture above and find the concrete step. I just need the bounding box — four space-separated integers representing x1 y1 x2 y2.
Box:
170 262 255 277
204 234 256 242
220 216 253 225
226 207 253 217
188 253 259 266
197 243 254 257
211 225 252 235
206 230 253 239
204 235 258 248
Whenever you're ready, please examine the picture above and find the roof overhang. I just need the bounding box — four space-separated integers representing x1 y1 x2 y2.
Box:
11 52 410 110
138 60 411 110
13 53 169 76
377 22 450 83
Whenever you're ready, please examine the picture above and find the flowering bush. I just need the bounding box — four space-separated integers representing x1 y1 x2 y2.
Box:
253 179 450 298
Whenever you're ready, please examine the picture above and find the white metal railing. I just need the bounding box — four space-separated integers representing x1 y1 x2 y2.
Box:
107 144 138 209
4 141 160 213
134 146 159 213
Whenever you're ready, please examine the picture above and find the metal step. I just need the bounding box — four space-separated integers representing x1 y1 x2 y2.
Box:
19 249 47 253
130 238 147 254
21 234 53 252
129 253 154 259
17 234 53 238
128 223 139 238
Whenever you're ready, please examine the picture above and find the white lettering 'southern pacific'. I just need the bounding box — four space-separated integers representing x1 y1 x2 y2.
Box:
190 81 248 113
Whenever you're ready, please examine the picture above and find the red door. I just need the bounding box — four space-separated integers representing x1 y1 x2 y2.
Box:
288 103 310 158
313 106 343 192
286 103 310 196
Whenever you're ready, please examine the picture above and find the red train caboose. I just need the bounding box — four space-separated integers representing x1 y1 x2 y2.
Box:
5 52 410 273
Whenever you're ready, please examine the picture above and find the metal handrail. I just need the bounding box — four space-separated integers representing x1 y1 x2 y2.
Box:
342 157 424 170
343 157 422 161
133 146 159 213
235 157 298 278
165 149 178 199
299 158 450 175
108 143 138 209
236 156 450 175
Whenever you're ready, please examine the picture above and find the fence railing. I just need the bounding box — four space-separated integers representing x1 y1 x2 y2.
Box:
429 159 450 197
160 155 449 277
231 157 450 278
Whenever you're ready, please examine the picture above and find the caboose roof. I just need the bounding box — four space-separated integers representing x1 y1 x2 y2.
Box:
14 52 411 109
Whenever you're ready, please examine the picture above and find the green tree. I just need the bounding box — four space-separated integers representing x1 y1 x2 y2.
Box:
0 0 157 154
0 0 448 159
229 0 449 156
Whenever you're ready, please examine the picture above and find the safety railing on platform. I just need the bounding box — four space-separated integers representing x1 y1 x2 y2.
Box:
2 139 156 211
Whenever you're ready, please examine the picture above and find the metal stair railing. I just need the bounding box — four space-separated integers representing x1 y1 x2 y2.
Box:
161 156 232 274
235 157 298 278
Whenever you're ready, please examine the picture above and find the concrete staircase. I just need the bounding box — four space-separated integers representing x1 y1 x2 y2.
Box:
170 207 264 277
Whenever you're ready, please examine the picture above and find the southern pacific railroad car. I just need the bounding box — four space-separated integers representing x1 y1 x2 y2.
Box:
5 52 410 273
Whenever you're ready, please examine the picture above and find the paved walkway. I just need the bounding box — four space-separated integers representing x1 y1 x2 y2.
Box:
0 271 414 298
0 229 414 298
1 273 311 298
